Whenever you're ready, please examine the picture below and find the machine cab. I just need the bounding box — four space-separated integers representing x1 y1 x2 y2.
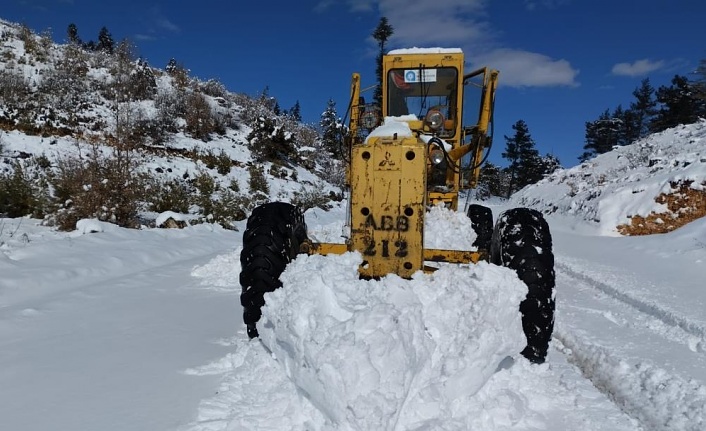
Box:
382 49 464 141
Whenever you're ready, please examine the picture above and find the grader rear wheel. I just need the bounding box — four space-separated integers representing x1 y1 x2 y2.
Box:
466 204 493 253
491 207 555 364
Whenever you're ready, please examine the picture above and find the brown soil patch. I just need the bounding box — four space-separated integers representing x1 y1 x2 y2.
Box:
617 180 706 235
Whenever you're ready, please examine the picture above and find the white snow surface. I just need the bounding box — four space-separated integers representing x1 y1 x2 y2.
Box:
259 252 526 430
366 116 416 142
388 48 463 55
2 193 705 430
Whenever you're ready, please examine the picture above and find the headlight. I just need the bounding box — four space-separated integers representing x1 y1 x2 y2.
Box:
430 148 444 165
425 109 444 130
360 111 379 130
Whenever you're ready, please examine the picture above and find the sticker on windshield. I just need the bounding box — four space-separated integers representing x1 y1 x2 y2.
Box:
404 69 437 83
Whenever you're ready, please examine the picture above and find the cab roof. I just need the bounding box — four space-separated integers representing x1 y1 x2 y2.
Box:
387 47 463 55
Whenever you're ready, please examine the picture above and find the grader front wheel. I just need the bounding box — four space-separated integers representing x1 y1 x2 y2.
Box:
239 202 307 338
491 208 556 364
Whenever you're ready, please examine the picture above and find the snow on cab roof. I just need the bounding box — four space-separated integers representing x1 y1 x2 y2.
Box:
387 47 463 55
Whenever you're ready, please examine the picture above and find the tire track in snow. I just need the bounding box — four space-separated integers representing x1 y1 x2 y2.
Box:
556 259 706 347
554 331 706 431
553 261 706 430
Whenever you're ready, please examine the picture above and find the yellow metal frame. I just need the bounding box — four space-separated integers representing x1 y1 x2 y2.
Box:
306 49 498 279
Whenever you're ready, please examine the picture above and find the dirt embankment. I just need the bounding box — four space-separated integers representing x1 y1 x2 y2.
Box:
618 181 706 235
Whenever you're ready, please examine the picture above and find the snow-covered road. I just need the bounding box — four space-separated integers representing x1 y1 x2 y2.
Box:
549 218 706 431
0 221 241 431
1 205 704 430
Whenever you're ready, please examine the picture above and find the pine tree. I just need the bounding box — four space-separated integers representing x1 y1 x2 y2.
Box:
502 120 541 197
288 100 302 122
165 58 178 74
651 74 706 133
630 78 657 138
477 162 509 198
247 116 296 163
611 105 627 146
539 154 561 176
97 26 114 54
67 23 82 46
620 107 640 146
611 105 639 146
320 98 344 158
372 17 394 106
580 109 621 161
695 59 706 101
258 86 278 112
520 152 547 186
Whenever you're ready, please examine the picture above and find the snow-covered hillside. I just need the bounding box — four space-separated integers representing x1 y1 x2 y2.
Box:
512 120 706 236
0 18 341 231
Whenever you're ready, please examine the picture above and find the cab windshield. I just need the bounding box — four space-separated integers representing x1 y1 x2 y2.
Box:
387 67 459 137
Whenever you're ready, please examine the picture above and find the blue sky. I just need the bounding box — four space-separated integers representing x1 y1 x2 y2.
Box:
3 0 705 167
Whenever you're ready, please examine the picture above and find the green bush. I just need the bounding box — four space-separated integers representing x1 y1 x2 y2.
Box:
190 170 217 216
50 148 147 230
146 178 191 213
200 149 232 175
291 184 332 212
187 171 251 229
248 164 269 196
208 188 248 229
0 160 48 218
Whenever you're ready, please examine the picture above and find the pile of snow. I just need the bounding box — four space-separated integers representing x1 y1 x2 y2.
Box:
388 48 463 55
424 203 477 249
512 120 706 235
241 206 507 429
303 203 477 250
259 252 526 429
365 116 416 142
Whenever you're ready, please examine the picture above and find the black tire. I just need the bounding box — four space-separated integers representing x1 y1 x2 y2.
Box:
466 204 493 253
490 207 555 364
239 202 307 339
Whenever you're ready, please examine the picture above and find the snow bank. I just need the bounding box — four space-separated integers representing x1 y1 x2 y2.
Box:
259 251 527 429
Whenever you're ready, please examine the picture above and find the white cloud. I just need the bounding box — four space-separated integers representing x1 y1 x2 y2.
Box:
156 17 180 33
144 6 180 33
328 0 579 88
379 0 489 47
313 0 335 13
473 48 579 87
349 0 375 12
524 0 571 10
314 0 374 13
134 34 157 41
611 59 665 77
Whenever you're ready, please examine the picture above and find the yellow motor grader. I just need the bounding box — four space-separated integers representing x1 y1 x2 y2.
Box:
240 48 555 364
